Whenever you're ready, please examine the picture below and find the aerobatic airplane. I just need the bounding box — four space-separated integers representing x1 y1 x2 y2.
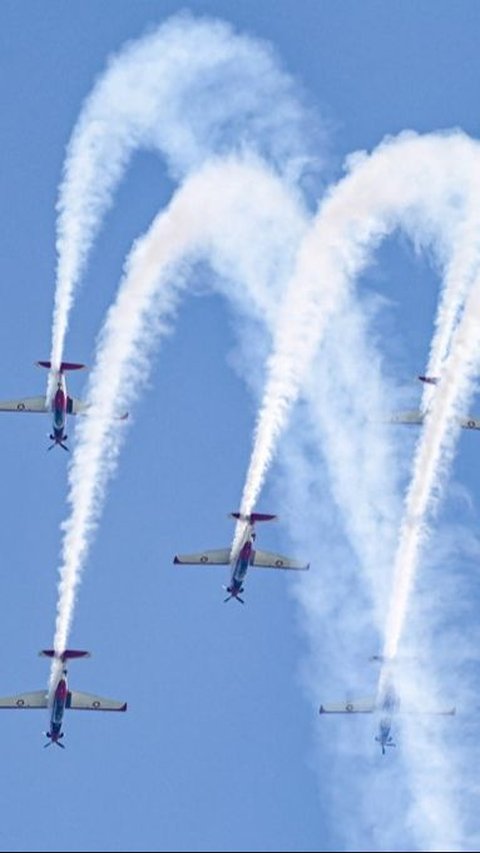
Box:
0 360 128 450
174 512 310 603
319 659 455 755
0 649 127 748
0 360 87 451
388 375 480 431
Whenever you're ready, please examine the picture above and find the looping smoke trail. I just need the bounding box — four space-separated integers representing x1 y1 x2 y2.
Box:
233 130 480 555
421 193 480 413
232 131 480 848
49 12 320 397
51 156 306 669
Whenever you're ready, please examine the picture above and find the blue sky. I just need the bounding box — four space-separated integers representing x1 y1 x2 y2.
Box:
1 2 480 852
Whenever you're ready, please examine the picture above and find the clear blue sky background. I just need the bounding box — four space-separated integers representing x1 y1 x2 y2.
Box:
0 2 480 851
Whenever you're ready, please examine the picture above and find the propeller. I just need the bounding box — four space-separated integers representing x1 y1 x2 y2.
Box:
222 586 245 604
44 731 65 748
47 441 69 452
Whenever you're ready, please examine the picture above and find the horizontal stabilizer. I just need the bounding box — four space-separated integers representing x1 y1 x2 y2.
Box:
39 649 91 661
174 548 231 566
36 361 86 372
252 548 309 571
230 512 277 524
418 375 439 385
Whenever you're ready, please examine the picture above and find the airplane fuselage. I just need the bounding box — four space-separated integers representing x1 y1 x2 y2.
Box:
375 683 399 754
47 669 68 746
51 380 67 440
49 373 71 449
226 527 256 600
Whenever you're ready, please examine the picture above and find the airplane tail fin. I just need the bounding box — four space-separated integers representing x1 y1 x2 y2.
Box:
230 512 277 524
36 361 86 372
39 649 90 661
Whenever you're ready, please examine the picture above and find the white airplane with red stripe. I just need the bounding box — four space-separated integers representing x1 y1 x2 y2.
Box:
319 656 455 755
174 512 310 603
0 360 128 451
0 360 87 451
0 650 127 748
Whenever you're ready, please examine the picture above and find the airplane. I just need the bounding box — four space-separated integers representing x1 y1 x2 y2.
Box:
0 360 128 451
388 374 480 431
0 649 127 748
319 659 455 755
173 511 310 603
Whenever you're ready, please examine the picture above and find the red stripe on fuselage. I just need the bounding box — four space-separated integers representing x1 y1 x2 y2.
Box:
53 388 66 415
52 386 67 435
55 678 67 704
50 676 68 736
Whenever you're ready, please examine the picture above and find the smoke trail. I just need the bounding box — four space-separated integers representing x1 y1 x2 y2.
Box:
383 272 480 661
233 130 480 553
49 12 320 388
421 191 480 412
231 131 480 849
52 156 307 659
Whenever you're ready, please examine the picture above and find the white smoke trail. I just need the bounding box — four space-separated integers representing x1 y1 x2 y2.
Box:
52 155 307 660
383 272 480 662
233 130 480 554
49 12 320 390
421 192 480 412
233 130 480 848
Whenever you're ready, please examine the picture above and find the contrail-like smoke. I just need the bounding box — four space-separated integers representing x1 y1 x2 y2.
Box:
46 14 480 844
234 131 480 561
233 130 480 849
52 156 306 661
421 190 480 412
49 13 320 392
383 275 480 662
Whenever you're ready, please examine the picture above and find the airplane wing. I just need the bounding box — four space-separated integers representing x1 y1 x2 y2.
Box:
389 411 480 432
67 690 127 711
0 689 48 708
67 398 128 420
68 397 90 415
458 416 480 431
387 410 424 426
252 549 310 570
173 548 231 566
400 705 456 716
319 697 376 714
0 396 48 414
